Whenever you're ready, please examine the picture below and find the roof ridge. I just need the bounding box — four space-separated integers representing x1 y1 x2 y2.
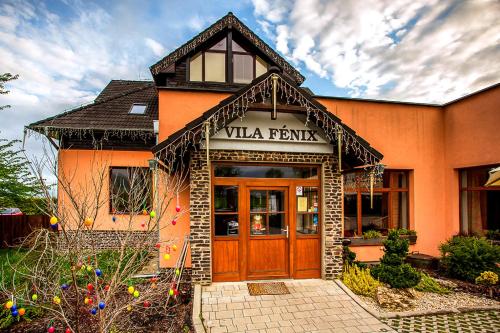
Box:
29 83 155 128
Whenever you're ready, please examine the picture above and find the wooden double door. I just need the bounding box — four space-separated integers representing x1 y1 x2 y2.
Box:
212 175 322 281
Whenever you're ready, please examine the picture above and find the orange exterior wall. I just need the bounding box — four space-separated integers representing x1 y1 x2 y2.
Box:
443 88 500 237
317 98 446 261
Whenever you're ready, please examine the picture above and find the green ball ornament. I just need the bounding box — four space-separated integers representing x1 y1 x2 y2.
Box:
133 290 140 298
175 268 180 276
31 294 38 301
149 211 156 218
169 289 174 296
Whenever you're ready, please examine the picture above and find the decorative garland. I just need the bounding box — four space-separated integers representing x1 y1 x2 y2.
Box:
155 73 384 177
149 13 305 84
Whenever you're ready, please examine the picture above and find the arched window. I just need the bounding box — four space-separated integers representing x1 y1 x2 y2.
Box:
189 34 268 84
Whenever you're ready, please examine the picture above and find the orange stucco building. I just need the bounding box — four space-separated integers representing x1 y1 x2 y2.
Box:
28 13 499 284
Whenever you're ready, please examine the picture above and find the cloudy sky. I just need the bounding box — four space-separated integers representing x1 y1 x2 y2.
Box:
0 0 499 160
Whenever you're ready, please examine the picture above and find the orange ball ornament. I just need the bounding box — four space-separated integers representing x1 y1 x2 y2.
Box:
84 217 93 227
50 216 58 225
172 244 178 251
18 308 25 316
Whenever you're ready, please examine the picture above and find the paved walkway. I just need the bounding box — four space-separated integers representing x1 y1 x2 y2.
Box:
382 310 500 333
201 279 395 333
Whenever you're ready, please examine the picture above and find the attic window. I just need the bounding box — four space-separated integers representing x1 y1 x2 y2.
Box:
129 103 147 114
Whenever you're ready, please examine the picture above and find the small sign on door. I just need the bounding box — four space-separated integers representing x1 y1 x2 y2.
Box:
296 186 303 196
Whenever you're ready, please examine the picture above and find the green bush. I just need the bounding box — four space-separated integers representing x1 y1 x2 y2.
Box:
415 273 450 294
475 271 499 286
485 230 500 241
343 246 367 269
371 229 421 288
439 236 500 282
397 228 417 236
342 262 380 297
363 230 383 239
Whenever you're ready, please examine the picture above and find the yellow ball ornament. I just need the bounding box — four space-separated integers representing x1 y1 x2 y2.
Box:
127 286 134 294
31 294 38 301
86 265 93 272
163 253 171 260
84 297 90 305
169 289 174 296
84 217 93 227
53 296 61 305
5 301 13 309
50 216 58 225
126 305 132 311
149 211 156 218
133 290 140 298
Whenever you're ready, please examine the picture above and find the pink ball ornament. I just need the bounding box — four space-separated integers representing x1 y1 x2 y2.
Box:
175 205 181 213
48 327 55 333
171 219 177 226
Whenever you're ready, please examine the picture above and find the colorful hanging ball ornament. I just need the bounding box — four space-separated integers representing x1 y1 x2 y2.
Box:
80 264 86 271
142 209 148 215
61 283 69 290
126 305 132 312
174 289 179 296
10 304 17 312
18 308 25 316
31 294 38 302
155 243 161 249
169 289 174 296
98 301 105 310
90 307 97 315
127 286 134 294
112 216 116 223
11 309 18 317
87 283 93 291
50 216 58 225
50 223 58 230
171 219 177 226
53 296 61 305
175 268 180 276
104 284 110 291
143 301 151 308
5 301 13 309
163 253 170 260
84 297 90 305
133 290 140 298
66 328 71 333
84 217 93 227
172 244 178 251
48 327 55 333
86 265 93 273
150 211 156 218
95 269 102 277
175 205 181 213
141 223 145 228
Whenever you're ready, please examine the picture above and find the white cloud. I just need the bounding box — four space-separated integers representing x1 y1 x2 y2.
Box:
145 37 166 57
252 0 500 103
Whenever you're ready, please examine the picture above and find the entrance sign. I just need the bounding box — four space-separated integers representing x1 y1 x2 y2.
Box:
210 111 333 153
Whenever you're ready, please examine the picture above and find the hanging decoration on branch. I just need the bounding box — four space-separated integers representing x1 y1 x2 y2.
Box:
154 72 384 178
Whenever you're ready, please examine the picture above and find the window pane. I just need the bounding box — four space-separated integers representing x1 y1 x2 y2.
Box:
232 40 247 52
214 186 238 212
256 56 267 77
390 191 408 229
214 214 238 236
110 168 150 213
268 190 284 212
269 213 285 235
189 52 202 81
205 52 226 82
234 54 253 83
214 165 318 179
361 193 389 234
344 193 357 237
296 214 318 234
390 171 408 188
209 37 227 51
250 213 267 235
250 190 267 212
129 104 147 114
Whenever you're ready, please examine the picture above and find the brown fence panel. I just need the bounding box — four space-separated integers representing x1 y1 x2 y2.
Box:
0 215 51 248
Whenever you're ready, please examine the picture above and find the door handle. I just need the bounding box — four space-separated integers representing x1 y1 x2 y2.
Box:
283 225 289 238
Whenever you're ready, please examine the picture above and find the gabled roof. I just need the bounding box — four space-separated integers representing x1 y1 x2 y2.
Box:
153 68 383 168
150 12 305 85
28 81 158 136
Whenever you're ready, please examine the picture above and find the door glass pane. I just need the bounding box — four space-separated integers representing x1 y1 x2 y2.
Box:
234 53 253 83
250 190 267 212
215 214 238 236
269 213 285 234
296 214 318 234
250 213 267 235
205 52 226 82
214 185 238 212
268 190 284 212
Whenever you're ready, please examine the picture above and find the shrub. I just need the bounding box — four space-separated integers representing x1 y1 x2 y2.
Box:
475 271 499 286
485 230 500 241
415 273 450 294
343 246 367 269
371 229 421 288
363 230 383 239
439 236 500 282
342 262 380 297
398 228 417 237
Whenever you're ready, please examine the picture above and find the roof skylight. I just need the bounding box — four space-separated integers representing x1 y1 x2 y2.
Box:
129 103 147 114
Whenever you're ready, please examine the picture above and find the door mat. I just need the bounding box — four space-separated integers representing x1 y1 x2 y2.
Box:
247 282 290 296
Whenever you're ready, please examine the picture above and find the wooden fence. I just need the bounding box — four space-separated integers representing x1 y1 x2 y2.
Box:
0 215 51 248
